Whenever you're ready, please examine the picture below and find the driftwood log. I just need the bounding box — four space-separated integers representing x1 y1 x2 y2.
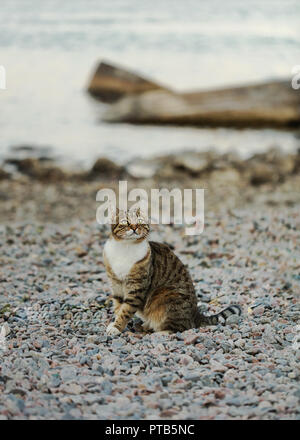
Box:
88 61 300 128
87 61 167 103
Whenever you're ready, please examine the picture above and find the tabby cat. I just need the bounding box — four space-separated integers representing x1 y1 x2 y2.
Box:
103 209 241 335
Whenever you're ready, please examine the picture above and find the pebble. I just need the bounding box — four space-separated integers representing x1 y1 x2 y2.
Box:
1 322 11 337
184 372 202 382
61 384 82 395
0 190 299 420
184 334 200 345
210 360 227 372
226 315 241 325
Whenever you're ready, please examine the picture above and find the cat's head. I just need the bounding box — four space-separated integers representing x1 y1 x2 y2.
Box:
111 207 150 242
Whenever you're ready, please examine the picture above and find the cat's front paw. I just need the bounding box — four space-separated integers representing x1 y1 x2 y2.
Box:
106 322 121 336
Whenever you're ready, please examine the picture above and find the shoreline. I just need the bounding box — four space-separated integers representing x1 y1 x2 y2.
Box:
0 148 299 225
0 147 299 224
1 147 299 181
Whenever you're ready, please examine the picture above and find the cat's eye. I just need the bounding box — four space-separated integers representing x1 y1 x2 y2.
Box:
120 219 128 225
137 218 144 224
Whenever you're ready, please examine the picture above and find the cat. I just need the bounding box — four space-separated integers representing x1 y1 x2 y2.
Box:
103 208 241 335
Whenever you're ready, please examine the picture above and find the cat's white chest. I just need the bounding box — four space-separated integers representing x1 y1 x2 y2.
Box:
104 239 149 280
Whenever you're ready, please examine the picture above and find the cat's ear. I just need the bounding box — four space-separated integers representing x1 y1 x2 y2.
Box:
138 199 148 217
139 204 149 222
109 204 119 224
131 203 149 224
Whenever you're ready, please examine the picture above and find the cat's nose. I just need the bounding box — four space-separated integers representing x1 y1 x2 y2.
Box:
131 225 137 231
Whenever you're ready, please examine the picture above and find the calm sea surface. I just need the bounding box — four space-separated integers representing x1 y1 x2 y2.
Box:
1 0 300 169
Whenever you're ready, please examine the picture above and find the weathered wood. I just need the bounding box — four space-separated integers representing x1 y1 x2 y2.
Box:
103 80 300 128
87 61 300 127
87 61 167 103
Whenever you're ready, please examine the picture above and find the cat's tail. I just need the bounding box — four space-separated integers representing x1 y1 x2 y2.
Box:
196 304 242 326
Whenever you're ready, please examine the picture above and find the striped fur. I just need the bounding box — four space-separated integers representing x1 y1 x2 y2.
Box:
200 305 242 326
103 211 242 334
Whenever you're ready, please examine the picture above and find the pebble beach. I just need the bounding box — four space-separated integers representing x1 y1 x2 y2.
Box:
0 157 299 420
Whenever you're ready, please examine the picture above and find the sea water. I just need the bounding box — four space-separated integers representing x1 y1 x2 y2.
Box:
0 0 299 169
